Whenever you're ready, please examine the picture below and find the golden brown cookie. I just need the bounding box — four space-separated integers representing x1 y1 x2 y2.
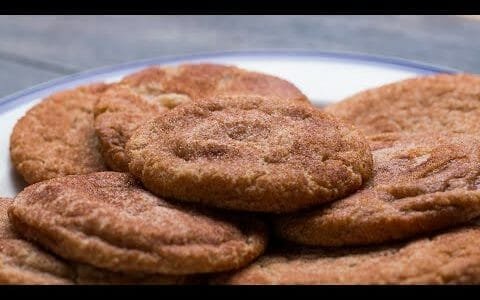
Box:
94 63 309 171
275 132 480 246
213 224 480 284
324 74 480 136
9 172 268 275
0 197 74 284
10 83 111 184
127 95 373 213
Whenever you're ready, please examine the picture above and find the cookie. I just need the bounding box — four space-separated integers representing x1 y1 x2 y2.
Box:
8 172 268 275
0 197 74 284
126 95 373 213
213 224 480 284
10 83 110 184
324 74 480 136
94 63 309 171
275 132 480 246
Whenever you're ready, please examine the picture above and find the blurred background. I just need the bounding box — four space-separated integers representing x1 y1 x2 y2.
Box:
0 15 479 98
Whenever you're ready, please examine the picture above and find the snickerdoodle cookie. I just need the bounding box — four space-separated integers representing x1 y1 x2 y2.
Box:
213 224 480 284
324 74 480 136
8 172 268 275
94 64 308 171
10 83 111 184
127 95 373 213
275 132 480 246
0 197 74 284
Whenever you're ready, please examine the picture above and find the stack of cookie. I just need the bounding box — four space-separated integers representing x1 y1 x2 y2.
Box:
3 64 480 284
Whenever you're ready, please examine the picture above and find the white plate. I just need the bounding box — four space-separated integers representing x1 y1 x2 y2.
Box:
0 51 455 198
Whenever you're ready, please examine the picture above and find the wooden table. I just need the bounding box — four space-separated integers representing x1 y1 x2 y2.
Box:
0 15 479 98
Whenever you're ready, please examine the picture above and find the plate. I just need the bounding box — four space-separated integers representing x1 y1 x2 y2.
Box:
0 51 456 197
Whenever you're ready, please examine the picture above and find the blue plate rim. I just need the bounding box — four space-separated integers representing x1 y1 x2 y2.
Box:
0 50 458 113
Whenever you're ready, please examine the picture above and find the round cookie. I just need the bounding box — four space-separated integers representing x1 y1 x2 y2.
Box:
94 63 309 171
0 198 74 284
126 95 373 213
10 83 111 184
8 172 268 275
275 132 480 246
324 74 480 136
213 225 480 284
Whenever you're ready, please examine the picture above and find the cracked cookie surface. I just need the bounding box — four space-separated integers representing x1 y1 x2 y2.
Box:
0 197 74 284
127 95 373 213
8 172 268 275
10 83 111 184
94 64 309 172
324 74 480 136
0 197 15 239
213 224 480 284
275 132 480 246
0 239 75 284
